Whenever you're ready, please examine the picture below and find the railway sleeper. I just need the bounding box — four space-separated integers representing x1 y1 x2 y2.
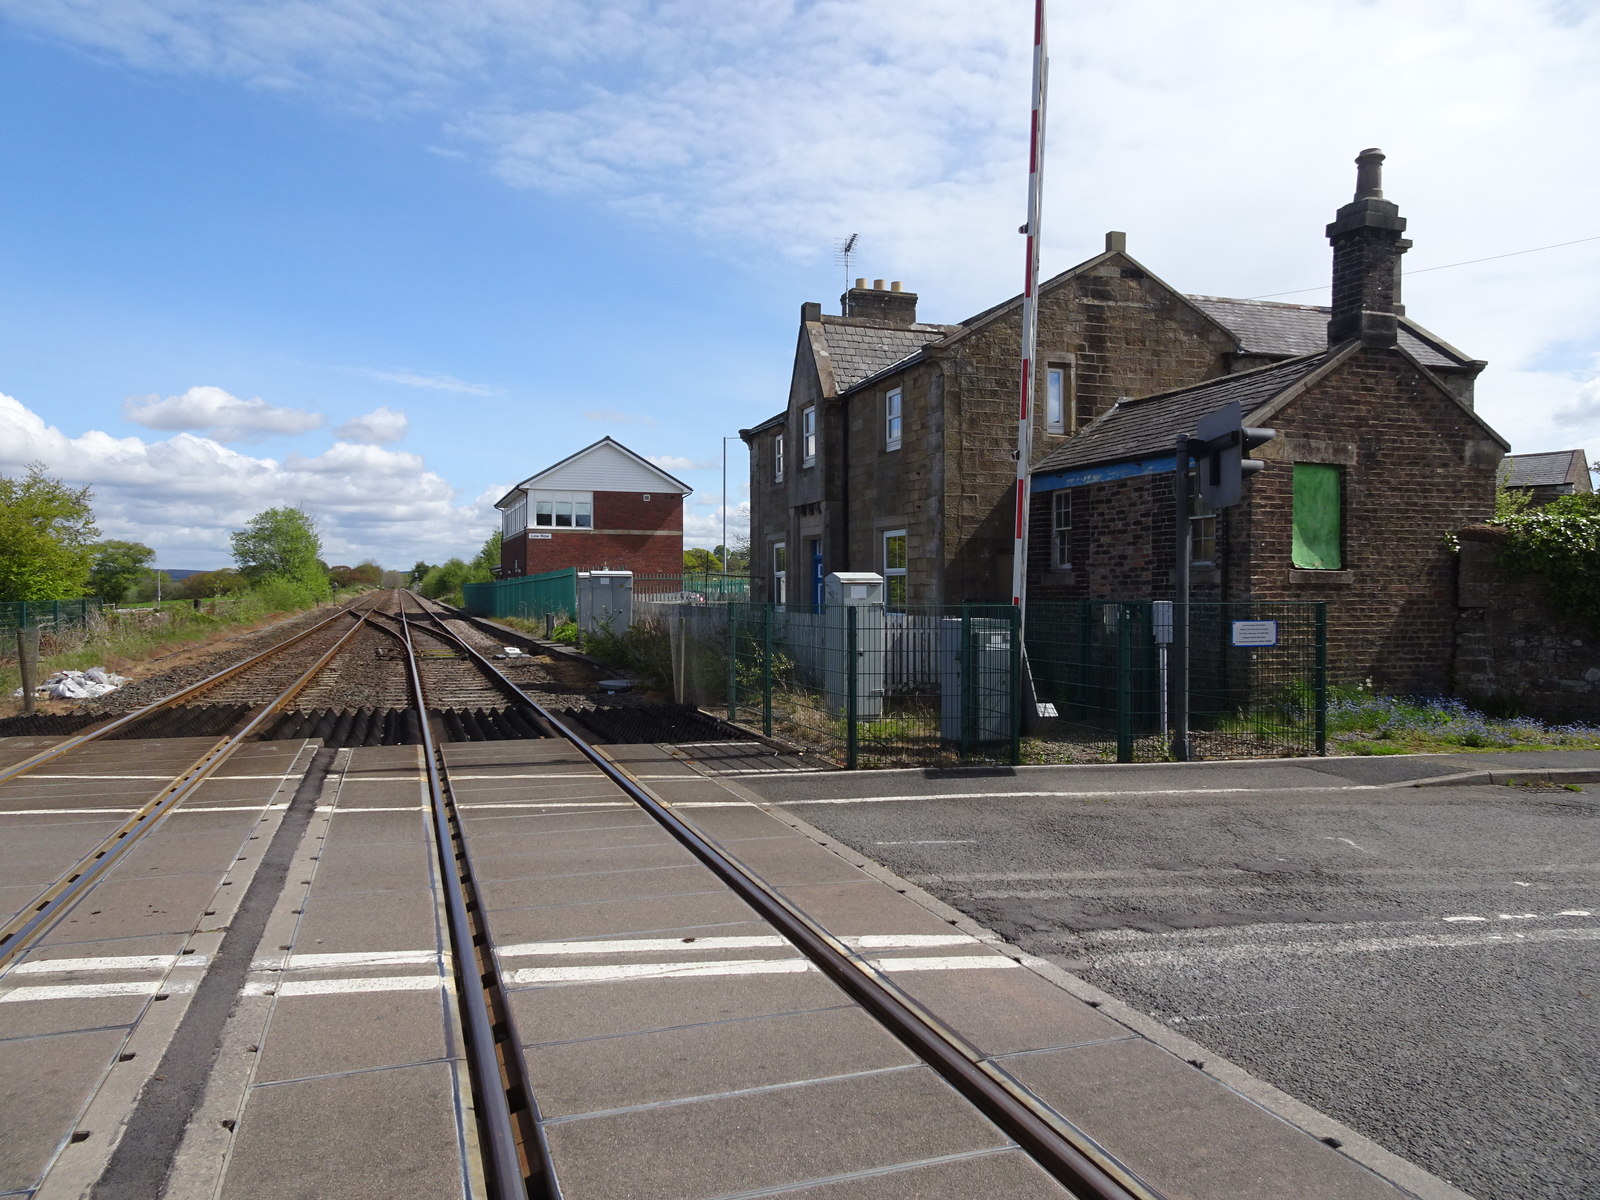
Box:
254 705 549 747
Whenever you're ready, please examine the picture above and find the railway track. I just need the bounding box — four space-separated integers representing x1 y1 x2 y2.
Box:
376 593 1160 1200
1 590 1163 1198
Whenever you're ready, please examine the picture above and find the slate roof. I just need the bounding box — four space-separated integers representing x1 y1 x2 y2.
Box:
1033 352 1333 475
1501 449 1592 490
816 320 952 392
1185 295 1466 368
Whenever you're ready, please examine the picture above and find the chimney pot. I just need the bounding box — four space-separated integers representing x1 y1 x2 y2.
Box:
890 280 902 292
1105 231 1127 253
1354 148 1385 199
873 279 885 290
855 277 866 289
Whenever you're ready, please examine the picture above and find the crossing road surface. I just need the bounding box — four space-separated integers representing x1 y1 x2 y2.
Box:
739 756 1600 1200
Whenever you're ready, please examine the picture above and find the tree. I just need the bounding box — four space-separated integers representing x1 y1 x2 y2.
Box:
0 463 99 601
230 506 329 597
473 531 503 575
180 568 246 599
684 547 722 573
88 540 155 604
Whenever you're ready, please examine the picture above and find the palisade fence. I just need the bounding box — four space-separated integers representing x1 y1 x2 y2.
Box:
634 573 750 602
0 599 102 633
636 600 1021 768
463 569 579 624
1026 599 1326 762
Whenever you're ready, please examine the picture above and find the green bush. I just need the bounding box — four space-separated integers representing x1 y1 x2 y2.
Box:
1494 493 1600 627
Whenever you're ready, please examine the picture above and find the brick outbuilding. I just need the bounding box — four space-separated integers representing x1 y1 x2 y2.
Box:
495 437 691 578
739 153 1486 611
1027 150 1509 692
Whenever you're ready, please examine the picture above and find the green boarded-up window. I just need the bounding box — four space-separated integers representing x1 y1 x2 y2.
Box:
1292 464 1343 569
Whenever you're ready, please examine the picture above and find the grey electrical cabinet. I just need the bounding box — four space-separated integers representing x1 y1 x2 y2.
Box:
822 572 884 718
939 617 1012 742
578 570 633 634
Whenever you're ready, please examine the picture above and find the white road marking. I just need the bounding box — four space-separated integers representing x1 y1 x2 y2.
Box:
1 979 197 1003
510 958 810 984
1098 925 1600 970
875 839 978 846
495 933 980 958
243 975 443 997
1443 916 1488 923
508 952 1018 986
873 956 1019 973
11 953 205 974
252 950 442 971
777 784 1395 806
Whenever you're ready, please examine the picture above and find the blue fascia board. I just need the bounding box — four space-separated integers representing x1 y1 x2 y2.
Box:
1031 454 1178 493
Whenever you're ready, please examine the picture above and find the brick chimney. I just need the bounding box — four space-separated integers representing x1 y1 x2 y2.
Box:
841 278 919 326
1326 148 1412 348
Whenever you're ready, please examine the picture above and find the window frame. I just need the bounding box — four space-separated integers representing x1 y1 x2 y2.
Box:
1051 491 1072 570
772 541 788 604
801 406 817 467
501 495 527 538
1045 359 1075 434
883 529 908 610
884 388 902 451
529 490 594 530
774 432 784 482
1188 475 1216 565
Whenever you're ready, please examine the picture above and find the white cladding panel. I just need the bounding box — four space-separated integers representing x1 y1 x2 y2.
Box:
530 441 689 494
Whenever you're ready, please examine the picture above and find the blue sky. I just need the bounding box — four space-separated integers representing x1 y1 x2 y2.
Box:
2 0 1597 571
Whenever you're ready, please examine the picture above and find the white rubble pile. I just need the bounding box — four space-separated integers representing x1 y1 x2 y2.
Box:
11 666 130 700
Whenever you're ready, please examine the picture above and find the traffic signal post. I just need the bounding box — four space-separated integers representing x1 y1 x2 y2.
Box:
1170 403 1275 761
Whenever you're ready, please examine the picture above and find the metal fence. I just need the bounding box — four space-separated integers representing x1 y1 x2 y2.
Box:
634 573 750 602
723 603 1021 768
1026 600 1326 762
463 569 578 624
0 598 101 633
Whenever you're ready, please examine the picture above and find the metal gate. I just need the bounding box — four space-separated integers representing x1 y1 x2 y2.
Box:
1025 600 1326 762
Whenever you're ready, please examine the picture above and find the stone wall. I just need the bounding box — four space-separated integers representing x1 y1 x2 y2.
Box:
1454 527 1600 723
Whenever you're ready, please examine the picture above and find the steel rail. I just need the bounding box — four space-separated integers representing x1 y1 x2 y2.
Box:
0 610 377 970
393 597 1162 1200
0 594 378 787
388 602 550 1200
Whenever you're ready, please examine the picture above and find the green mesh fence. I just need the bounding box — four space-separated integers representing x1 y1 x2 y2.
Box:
0 598 101 632
722 603 1021 768
1025 600 1326 763
462 569 578 623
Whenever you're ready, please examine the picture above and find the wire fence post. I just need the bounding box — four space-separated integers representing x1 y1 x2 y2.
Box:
762 603 774 737
1116 603 1134 763
17 627 39 716
725 605 737 722
959 604 974 762
1314 602 1328 756
846 606 859 770
1009 604 1023 766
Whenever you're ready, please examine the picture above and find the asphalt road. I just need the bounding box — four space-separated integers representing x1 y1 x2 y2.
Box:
739 757 1600 1200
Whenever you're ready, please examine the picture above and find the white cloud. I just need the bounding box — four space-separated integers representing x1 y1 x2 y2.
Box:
122 385 324 442
13 0 1600 456
684 502 749 552
335 405 409 444
1 392 492 568
355 368 499 396
648 454 716 472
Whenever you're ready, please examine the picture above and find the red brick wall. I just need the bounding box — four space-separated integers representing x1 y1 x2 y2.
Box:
501 491 684 577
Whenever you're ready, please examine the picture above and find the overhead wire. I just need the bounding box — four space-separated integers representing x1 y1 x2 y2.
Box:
1245 234 1600 300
